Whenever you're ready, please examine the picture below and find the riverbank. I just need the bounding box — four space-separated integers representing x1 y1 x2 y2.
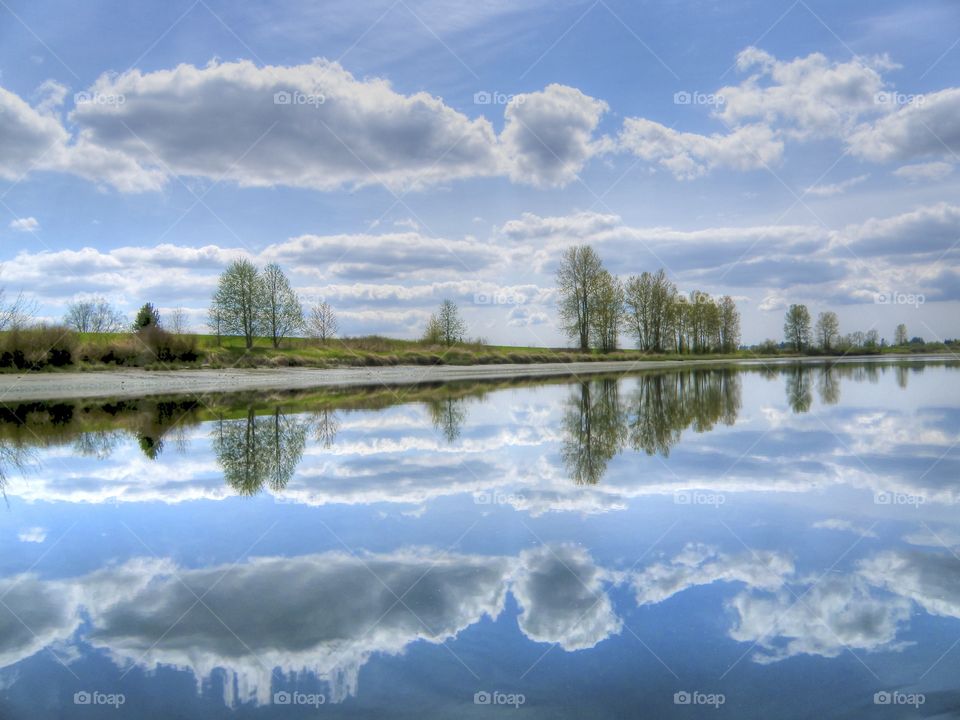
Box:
0 353 951 402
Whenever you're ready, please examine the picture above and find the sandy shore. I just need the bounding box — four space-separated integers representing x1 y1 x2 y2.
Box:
0 355 949 402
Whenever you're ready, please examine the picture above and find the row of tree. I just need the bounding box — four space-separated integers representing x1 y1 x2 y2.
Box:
783 305 916 352
556 245 742 353
208 260 337 348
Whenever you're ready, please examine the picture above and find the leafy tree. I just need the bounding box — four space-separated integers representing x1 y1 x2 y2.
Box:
591 270 624 353
211 259 265 349
556 245 605 351
894 323 908 346
134 303 161 330
262 263 303 348
783 304 812 351
64 297 125 333
718 295 741 352
307 302 338 342
815 311 840 352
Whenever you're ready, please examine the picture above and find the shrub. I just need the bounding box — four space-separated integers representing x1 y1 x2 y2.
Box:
0 324 78 369
136 326 198 362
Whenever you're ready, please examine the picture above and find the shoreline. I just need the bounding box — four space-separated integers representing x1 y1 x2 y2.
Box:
0 354 951 402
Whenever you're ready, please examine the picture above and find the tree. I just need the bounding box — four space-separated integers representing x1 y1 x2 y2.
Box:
591 271 624 353
211 259 265 349
261 263 303 348
814 311 840 352
556 245 605 351
894 323 908 346
168 307 188 335
718 296 741 353
134 303 161 330
307 302 338 342
0 288 35 330
64 297 125 333
426 300 467 346
207 306 223 347
783 304 812 352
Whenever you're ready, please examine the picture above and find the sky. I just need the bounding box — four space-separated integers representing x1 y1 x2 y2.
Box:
0 0 958 345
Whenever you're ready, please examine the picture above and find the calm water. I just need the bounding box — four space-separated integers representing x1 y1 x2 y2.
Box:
1 359 959 718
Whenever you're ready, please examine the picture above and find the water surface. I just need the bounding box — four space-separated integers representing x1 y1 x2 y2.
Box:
1 359 958 718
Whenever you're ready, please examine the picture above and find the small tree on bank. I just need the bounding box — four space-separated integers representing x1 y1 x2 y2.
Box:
425 300 467 346
65 297 125 333
262 263 303 348
134 303 161 330
307 302 338 342
556 245 605 351
784 304 812 352
211 259 265 349
815 311 840 352
895 323 908 346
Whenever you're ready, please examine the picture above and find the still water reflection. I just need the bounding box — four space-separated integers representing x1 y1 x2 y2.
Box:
1 359 958 718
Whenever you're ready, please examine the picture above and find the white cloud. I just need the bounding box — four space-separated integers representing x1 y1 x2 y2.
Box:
804 174 868 197
8 217 39 232
811 518 877 538
17 526 47 543
893 160 954 183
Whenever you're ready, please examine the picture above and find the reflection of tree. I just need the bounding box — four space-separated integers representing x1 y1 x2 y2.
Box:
72 430 122 459
561 380 626 485
213 408 308 495
626 370 741 457
895 365 909 389
311 408 340 448
785 366 813 413
817 367 841 405
428 398 468 443
0 442 32 504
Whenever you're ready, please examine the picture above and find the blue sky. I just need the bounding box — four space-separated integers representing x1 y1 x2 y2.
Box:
0 0 958 344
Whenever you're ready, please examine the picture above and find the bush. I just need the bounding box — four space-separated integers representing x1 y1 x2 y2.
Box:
0 324 78 369
136 327 198 362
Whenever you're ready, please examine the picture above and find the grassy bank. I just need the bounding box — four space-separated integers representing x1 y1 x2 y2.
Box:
0 327 956 373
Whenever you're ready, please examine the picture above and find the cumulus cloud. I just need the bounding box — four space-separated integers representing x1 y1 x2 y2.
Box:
16 527 47 543
618 119 782 179
848 88 960 163
811 518 877 538
500 84 609 187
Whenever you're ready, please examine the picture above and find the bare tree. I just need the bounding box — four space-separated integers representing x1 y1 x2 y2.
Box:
307 302 338 342
591 270 623 353
262 263 303 348
168 306 188 335
0 289 35 330
556 245 605 351
64 297 125 333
